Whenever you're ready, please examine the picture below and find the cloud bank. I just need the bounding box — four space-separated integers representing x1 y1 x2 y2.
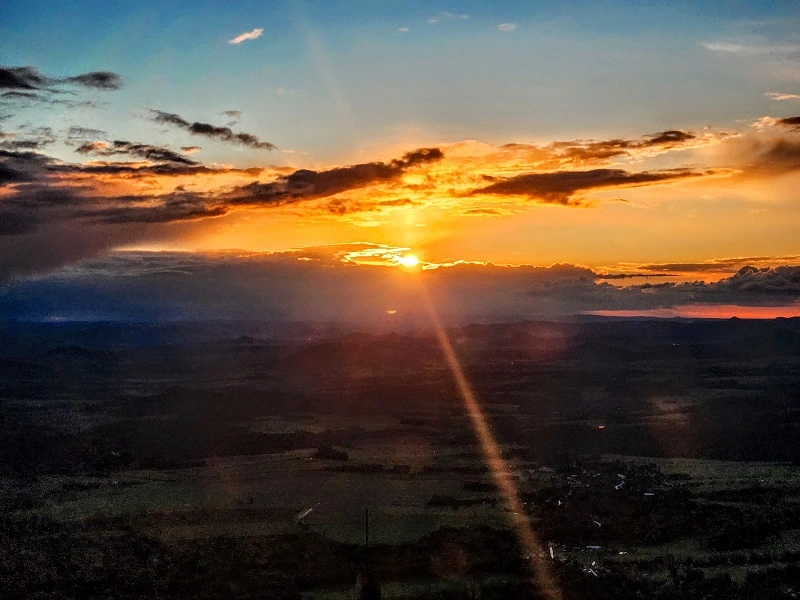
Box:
2 249 798 323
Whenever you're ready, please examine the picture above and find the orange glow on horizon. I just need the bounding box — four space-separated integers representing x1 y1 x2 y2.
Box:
588 303 800 319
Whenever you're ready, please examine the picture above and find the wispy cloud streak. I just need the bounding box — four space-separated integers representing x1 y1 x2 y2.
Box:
228 27 263 44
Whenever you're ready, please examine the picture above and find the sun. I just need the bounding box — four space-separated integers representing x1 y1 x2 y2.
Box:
397 254 420 268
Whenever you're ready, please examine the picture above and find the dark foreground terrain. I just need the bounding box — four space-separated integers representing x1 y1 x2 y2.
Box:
2 317 800 598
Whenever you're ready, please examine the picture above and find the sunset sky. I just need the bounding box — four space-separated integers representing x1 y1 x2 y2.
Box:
2 1 800 321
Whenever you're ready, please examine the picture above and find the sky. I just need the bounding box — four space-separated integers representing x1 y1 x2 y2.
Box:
2 1 800 321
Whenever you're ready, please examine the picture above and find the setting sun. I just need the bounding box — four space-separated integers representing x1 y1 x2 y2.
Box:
397 254 420 268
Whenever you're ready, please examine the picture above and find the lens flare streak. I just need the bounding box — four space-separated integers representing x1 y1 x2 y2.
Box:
420 289 562 600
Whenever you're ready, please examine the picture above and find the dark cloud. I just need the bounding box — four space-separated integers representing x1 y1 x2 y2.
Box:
0 159 34 185
640 262 736 273
637 257 800 275
469 168 703 204
0 212 39 235
721 265 800 293
0 139 50 151
542 129 698 163
463 208 503 216
1 90 40 100
0 126 56 152
0 65 123 91
0 181 227 280
641 130 696 146
0 222 150 282
1 141 260 183
228 147 444 206
745 137 800 173
150 110 190 128
0 66 118 120
64 162 261 178
61 71 122 90
0 67 48 90
0 146 444 279
88 194 227 224
776 116 800 130
65 126 108 144
0 147 53 164
75 140 199 165
595 272 673 279
3 183 87 208
67 126 106 138
151 109 276 150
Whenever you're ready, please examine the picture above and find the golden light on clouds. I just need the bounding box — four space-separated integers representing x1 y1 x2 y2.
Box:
5 109 800 282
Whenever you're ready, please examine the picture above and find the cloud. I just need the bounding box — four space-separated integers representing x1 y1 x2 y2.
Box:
1 91 100 111
0 126 56 152
398 27 409 33
702 41 800 56
463 208 503 216
0 138 259 183
220 110 241 125
75 140 199 165
61 71 122 90
2 98 800 284
765 92 800 101
0 211 39 235
427 11 468 24
776 116 800 131
756 138 800 170
595 272 672 280
497 23 517 32
635 256 800 274
226 147 444 208
722 134 800 176
0 66 49 90
0 142 444 279
87 192 228 224
0 161 32 185
543 129 701 163
150 109 277 150
0 66 120 118
0 177 235 279
3 249 799 323
469 168 705 205
0 65 122 90
0 98 281 279
0 139 51 151
1 90 40 100
65 126 108 144
228 27 264 44
722 265 800 293
275 87 300 96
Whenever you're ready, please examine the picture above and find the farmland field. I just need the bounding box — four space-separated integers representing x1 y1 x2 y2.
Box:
2 318 800 598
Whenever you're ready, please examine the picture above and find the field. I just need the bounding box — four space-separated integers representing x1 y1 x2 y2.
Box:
2 318 800 598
